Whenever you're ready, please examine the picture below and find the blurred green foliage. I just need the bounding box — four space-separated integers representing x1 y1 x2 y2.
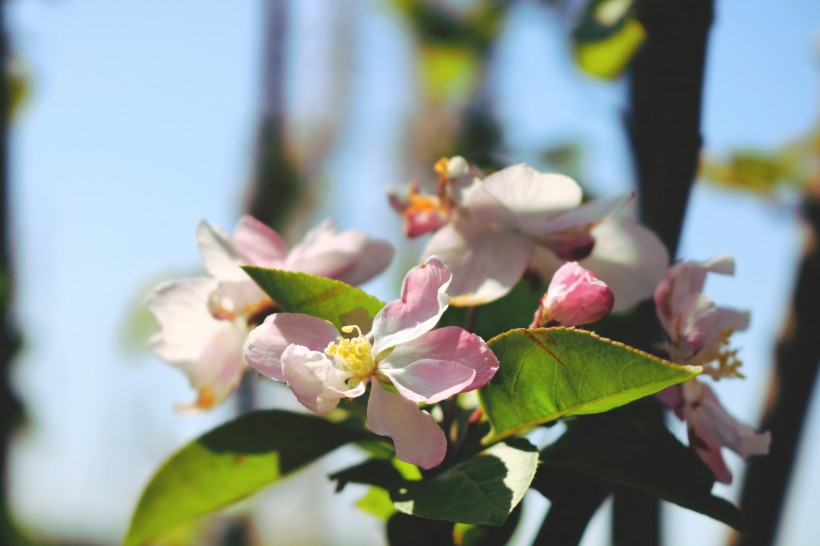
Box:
571 0 644 80
701 129 820 195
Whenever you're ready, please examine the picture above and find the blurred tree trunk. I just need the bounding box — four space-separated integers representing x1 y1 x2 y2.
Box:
244 0 300 237
0 0 25 543
734 192 820 546
615 0 714 544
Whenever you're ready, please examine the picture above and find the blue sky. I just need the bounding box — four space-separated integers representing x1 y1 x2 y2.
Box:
5 0 820 544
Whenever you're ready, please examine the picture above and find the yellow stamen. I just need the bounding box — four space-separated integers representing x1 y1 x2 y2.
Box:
196 386 216 409
325 328 375 379
433 157 450 176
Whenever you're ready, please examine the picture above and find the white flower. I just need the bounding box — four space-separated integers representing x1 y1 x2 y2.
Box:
391 158 668 310
147 216 393 411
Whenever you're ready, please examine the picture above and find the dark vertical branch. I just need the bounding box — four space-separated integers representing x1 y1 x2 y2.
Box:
628 0 714 260
244 0 300 235
615 0 715 544
235 0 299 417
0 0 24 542
734 195 820 546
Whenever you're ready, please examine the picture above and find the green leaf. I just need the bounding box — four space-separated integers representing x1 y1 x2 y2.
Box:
242 266 385 330
125 410 375 546
536 408 744 529
357 487 397 521
453 505 522 546
479 328 700 440
391 438 538 527
572 0 645 79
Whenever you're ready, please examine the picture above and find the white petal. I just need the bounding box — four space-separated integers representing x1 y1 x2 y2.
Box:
146 277 224 363
367 383 447 469
196 220 246 281
175 321 249 412
579 217 670 312
208 280 269 318
535 194 632 236
422 220 533 307
478 163 582 211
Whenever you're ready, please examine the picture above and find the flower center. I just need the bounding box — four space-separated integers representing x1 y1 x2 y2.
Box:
324 325 376 379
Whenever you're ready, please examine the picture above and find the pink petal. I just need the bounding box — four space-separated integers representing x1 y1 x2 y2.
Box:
380 326 498 394
371 256 452 354
655 385 686 421
381 360 475 404
332 235 394 287
687 418 734 485
284 219 393 285
388 184 450 238
683 381 771 461
655 255 736 333
367 382 447 469
578 217 670 312
146 277 224 363
675 294 749 360
421 219 533 307
196 220 246 281
536 262 614 327
281 345 351 414
244 313 339 382
232 215 288 268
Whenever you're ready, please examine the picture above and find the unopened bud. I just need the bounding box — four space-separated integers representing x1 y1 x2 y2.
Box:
533 262 614 327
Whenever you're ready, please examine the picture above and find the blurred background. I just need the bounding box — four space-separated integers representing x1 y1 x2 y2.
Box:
1 0 819 544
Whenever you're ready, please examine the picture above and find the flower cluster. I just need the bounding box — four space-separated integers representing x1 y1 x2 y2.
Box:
145 157 767 478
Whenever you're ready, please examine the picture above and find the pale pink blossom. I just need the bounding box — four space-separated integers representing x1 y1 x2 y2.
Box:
532 262 614 327
654 256 750 374
661 380 771 484
654 256 769 483
147 216 393 412
390 157 668 310
244 257 500 468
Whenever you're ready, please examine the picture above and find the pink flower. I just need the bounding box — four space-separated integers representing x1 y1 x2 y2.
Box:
244 257 500 469
661 381 771 484
532 262 614 327
654 256 750 374
390 157 669 310
147 216 394 412
654 256 769 483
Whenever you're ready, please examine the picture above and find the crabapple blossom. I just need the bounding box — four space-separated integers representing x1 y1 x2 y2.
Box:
147 216 393 412
654 256 770 483
243 256 500 469
532 262 614 327
390 157 668 310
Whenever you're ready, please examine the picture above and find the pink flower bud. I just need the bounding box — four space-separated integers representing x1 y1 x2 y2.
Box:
533 262 614 327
